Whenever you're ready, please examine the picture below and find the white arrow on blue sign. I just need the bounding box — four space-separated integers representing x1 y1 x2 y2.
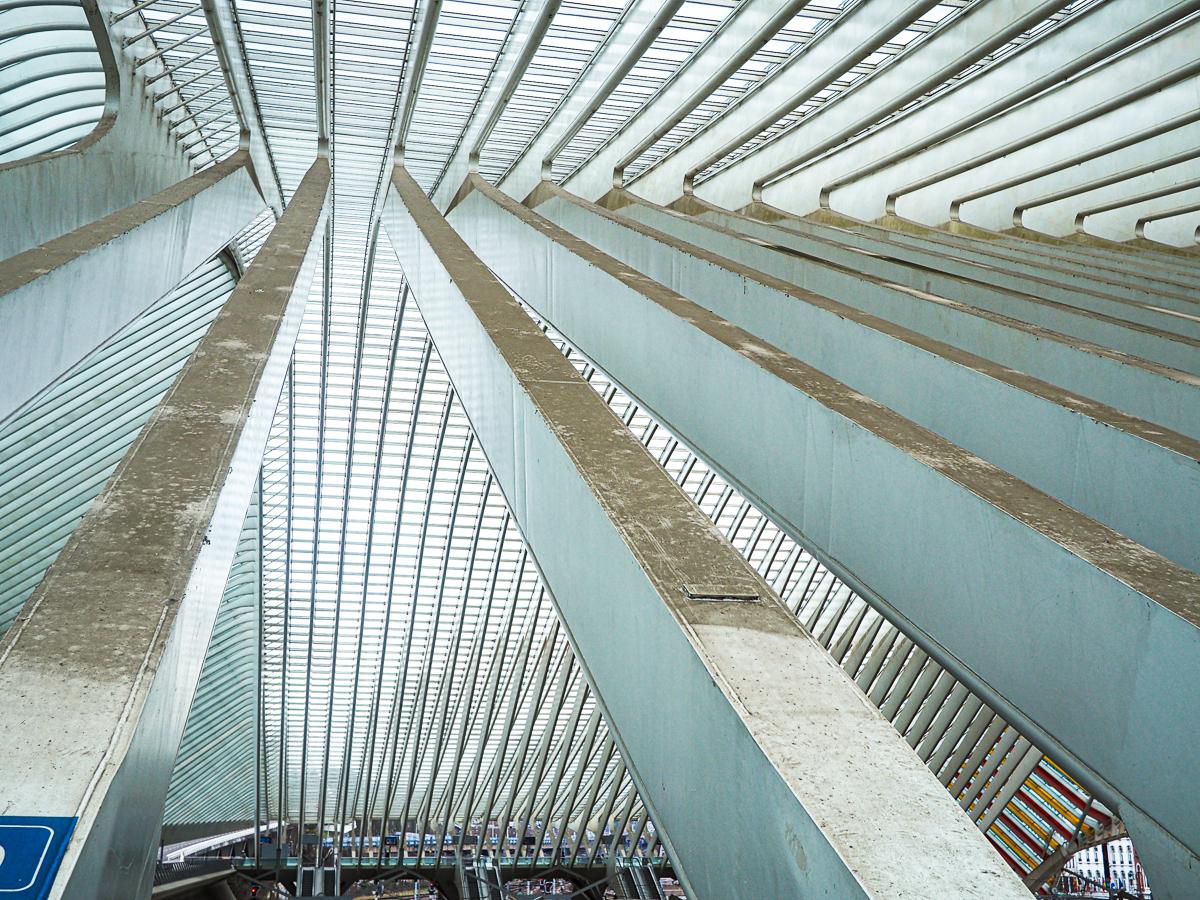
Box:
0 818 76 899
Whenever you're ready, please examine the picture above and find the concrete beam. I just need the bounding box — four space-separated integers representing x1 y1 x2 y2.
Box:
579 191 1200 572
0 150 265 424
0 157 329 900
445 175 1200 896
644 197 1200 373
696 199 1200 344
795 208 1200 314
537 190 1200 444
382 165 1029 900
885 214 1200 303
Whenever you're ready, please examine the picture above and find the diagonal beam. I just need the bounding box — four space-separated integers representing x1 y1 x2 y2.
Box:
0 151 264 424
382 162 1029 900
201 0 285 213
443 173 1200 896
0 157 329 900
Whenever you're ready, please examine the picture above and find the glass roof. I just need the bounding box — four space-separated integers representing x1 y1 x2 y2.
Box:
552 0 735 181
4 1 1198 895
691 0 1100 187
7 0 1174 880
0 0 106 162
476 0 629 183
686 0 977 185
214 0 1128 868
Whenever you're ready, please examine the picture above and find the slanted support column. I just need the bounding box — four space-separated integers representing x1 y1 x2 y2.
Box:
444 175 1200 898
0 150 265 424
0 157 329 900
201 0 285 215
382 164 1029 900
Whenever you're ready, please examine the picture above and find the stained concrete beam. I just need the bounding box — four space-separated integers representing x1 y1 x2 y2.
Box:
383 164 1030 900
531 185 1200 442
640 197 1200 364
709 200 1200 339
444 174 1200 897
540 194 1200 448
0 150 265 424
0 157 329 900
561 189 1200 572
865 212 1200 305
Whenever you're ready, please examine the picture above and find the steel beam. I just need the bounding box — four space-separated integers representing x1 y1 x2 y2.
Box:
1006 124 1200 239
1138 199 1200 245
0 150 265 424
1077 180 1200 243
810 2 1200 226
0 157 329 900
627 0 944 204
495 0 682 203
444 175 1200 896
952 111 1200 232
559 0 809 202
201 0 285 214
695 0 1073 210
428 0 562 209
382 164 1029 900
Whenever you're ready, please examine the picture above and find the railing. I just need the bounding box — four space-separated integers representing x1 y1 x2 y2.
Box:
153 857 234 885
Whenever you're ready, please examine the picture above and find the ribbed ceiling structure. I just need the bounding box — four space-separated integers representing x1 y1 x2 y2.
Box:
4 0 1199 894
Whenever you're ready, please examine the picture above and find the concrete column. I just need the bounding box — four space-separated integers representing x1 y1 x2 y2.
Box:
0 157 329 900
443 174 1200 897
383 163 1030 900
0 150 265 424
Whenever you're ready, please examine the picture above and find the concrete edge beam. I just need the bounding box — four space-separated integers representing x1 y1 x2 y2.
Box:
446 173 1200 893
383 163 1031 900
530 185 1200 571
640 196 1200 366
536 189 1200 441
1010 225 1200 275
868 211 1200 306
0 156 329 900
808 209 1200 317
0 151 265 424
691 197 1200 343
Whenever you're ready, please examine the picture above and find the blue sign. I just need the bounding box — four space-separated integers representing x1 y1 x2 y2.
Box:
0 817 76 900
